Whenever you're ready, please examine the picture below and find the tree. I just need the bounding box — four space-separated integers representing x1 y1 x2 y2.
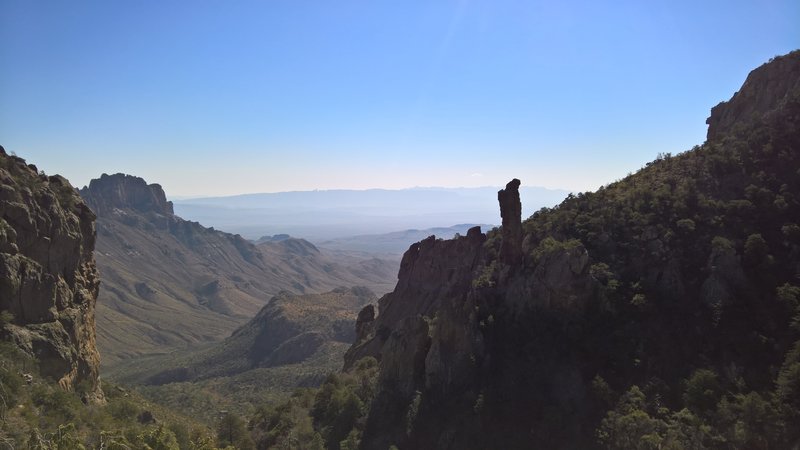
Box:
138 424 180 450
743 233 769 267
216 412 254 450
597 386 667 449
683 369 721 416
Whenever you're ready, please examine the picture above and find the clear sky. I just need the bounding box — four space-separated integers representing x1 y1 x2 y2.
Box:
1 1 797 197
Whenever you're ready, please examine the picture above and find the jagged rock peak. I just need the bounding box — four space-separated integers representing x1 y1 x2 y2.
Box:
80 173 174 217
0 148 104 403
498 178 522 265
706 50 800 140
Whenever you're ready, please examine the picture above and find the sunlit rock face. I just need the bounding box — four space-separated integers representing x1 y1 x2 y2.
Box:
0 146 104 403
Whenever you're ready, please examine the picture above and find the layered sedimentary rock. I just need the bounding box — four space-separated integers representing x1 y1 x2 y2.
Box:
0 147 103 402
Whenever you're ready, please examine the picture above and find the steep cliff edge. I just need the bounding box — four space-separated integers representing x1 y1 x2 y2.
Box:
343 51 800 449
82 173 174 217
706 50 800 140
0 147 103 403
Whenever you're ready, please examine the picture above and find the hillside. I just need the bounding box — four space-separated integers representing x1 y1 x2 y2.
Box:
106 287 376 422
351 50 800 450
79 174 397 364
251 51 800 449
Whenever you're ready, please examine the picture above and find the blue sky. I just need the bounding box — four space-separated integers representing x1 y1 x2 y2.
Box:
1 1 797 197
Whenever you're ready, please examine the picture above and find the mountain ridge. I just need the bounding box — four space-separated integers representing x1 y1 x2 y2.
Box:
171 186 567 241
329 50 800 449
79 173 398 364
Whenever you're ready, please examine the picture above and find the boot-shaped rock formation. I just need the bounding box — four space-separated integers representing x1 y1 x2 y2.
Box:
498 178 522 265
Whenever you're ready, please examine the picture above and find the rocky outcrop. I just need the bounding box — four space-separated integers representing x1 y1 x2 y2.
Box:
80 173 173 217
343 226 486 370
700 237 747 309
504 240 592 311
0 147 103 403
344 185 599 449
344 52 800 450
498 178 522 265
706 50 800 140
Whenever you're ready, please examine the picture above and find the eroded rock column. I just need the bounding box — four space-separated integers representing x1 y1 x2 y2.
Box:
498 178 522 265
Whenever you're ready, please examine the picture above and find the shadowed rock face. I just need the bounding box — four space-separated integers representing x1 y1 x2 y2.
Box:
342 51 800 450
0 147 103 403
343 226 486 371
498 178 522 265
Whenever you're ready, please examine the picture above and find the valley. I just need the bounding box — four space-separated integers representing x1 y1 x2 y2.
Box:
79 174 401 365
0 26 797 450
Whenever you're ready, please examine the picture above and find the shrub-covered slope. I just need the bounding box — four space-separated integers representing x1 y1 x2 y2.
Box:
335 51 800 449
0 342 217 449
105 288 377 424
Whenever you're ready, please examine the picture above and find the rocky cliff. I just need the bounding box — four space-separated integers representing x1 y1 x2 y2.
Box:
82 173 174 217
0 147 103 403
706 50 800 140
343 50 800 449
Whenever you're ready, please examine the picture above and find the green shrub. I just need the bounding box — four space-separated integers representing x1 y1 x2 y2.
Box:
216 412 253 450
31 384 81 422
683 369 721 415
744 233 769 266
472 261 497 288
675 218 695 233
0 310 13 326
108 398 140 421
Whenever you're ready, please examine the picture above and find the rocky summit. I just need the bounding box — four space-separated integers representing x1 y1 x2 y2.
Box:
81 173 174 217
0 147 103 403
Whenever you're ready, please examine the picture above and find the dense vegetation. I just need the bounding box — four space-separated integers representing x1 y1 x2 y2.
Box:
245 357 379 450
516 89 800 447
0 342 226 449
486 54 799 448
229 52 800 449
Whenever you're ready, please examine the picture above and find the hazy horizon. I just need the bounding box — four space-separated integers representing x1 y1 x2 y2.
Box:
171 184 568 240
166 183 569 201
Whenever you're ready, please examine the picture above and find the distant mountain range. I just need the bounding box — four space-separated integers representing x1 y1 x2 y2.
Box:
315 223 495 256
173 186 568 240
79 174 398 365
